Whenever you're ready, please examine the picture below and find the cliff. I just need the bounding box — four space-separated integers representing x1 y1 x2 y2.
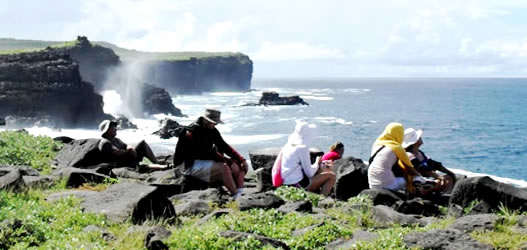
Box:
0 48 110 128
0 37 253 94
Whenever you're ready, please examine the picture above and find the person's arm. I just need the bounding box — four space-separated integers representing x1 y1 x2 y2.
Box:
299 146 319 178
213 128 245 164
432 160 456 182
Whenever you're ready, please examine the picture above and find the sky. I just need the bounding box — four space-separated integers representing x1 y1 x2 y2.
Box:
2 0 527 78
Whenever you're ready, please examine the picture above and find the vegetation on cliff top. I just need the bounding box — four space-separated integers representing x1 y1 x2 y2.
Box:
0 38 251 63
0 131 525 249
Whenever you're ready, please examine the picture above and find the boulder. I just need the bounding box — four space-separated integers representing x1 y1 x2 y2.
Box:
53 139 104 169
0 167 24 192
144 226 171 250
449 176 527 214
54 167 114 188
259 91 308 105
404 229 493 250
0 117 4 126
359 188 404 207
219 230 289 249
333 156 369 200
115 115 137 129
173 200 211 216
141 83 183 117
394 198 441 217
153 118 185 139
49 182 176 224
237 192 285 211
292 222 325 237
448 214 501 233
371 205 425 227
53 136 75 144
170 188 228 205
22 175 56 189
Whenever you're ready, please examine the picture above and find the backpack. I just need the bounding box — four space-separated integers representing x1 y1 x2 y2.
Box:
271 151 284 187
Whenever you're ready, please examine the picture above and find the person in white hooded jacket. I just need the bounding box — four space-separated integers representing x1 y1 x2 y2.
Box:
280 121 336 196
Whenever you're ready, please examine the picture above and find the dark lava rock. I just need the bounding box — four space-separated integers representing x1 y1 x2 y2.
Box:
237 192 285 211
196 209 232 226
173 200 211 216
449 176 527 215
259 91 308 105
333 156 369 200
360 188 405 207
219 230 289 249
54 167 113 188
0 167 24 192
53 139 104 169
0 117 4 126
371 205 425 227
22 175 56 189
153 118 185 139
83 225 116 242
142 83 183 117
448 214 501 233
404 229 493 250
53 136 75 144
48 182 176 224
394 197 441 216
115 115 137 129
0 48 110 128
144 226 171 250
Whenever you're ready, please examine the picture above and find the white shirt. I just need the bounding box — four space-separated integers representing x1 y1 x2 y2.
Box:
368 145 399 189
280 144 319 185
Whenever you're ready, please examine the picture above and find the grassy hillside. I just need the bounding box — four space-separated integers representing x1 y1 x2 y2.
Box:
0 38 249 62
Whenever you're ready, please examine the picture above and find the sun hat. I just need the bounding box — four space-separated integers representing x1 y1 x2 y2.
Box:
201 109 223 124
99 120 118 135
287 120 317 146
402 128 424 148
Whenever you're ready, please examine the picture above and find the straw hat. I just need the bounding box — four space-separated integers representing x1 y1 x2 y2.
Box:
99 120 118 135
201 109 223 124
402 128 424 148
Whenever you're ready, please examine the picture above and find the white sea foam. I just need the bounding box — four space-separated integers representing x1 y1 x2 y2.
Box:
222 134 287 145
314 117 353 126
301 95 334 101
210 92 246 96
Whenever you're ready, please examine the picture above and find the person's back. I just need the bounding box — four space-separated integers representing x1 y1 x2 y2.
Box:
281 143 317 185
368 145 399 189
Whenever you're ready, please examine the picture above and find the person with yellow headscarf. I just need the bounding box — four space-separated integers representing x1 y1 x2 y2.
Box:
367 122 420 193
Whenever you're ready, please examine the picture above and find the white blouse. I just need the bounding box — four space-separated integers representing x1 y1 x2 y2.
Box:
280 144 319 185
368 145 398 189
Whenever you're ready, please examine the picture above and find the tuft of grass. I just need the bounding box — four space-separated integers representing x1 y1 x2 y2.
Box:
0 131 62 174
275 185 322 207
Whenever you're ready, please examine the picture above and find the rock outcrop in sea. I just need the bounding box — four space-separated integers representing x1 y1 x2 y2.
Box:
0 49 111 128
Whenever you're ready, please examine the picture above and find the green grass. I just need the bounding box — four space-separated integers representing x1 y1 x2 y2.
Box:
0 38 251 63
0 131 62 174
0 132 524 249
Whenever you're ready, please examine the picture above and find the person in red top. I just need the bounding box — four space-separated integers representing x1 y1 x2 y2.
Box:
321 142 344 161
173 109 248 198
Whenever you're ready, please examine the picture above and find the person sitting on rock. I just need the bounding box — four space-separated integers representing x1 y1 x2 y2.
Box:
172 109 248 198
368 122 422 194
278 121 336 196
403 128 456 193
321 141 344 162
98 120 160 167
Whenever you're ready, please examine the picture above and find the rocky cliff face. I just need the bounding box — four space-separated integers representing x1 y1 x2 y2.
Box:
0 48 110 128
57 36 120 91
141 55 253 94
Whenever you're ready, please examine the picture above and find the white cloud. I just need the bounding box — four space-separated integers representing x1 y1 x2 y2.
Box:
252 42 344 61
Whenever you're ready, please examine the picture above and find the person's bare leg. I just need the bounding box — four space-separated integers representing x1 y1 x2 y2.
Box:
134 140 158 164
230 162 245 189
307 171 336 196
210 162 237 195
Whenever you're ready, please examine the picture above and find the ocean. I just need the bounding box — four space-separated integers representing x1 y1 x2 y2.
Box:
16 78 527 186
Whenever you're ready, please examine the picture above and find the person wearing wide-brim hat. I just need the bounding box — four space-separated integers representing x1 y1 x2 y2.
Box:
172 109 248 198
403 127 457 193
98 119 160 167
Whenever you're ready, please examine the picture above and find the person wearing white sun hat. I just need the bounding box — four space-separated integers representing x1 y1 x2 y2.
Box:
403 128 457 193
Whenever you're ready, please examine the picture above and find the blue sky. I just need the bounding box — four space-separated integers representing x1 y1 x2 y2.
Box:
2 0 527 78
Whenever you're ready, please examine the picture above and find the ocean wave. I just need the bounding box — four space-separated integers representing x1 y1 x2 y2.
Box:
209 92 246 97
222 134 287 145
300 95 334 101
314 117 353 126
